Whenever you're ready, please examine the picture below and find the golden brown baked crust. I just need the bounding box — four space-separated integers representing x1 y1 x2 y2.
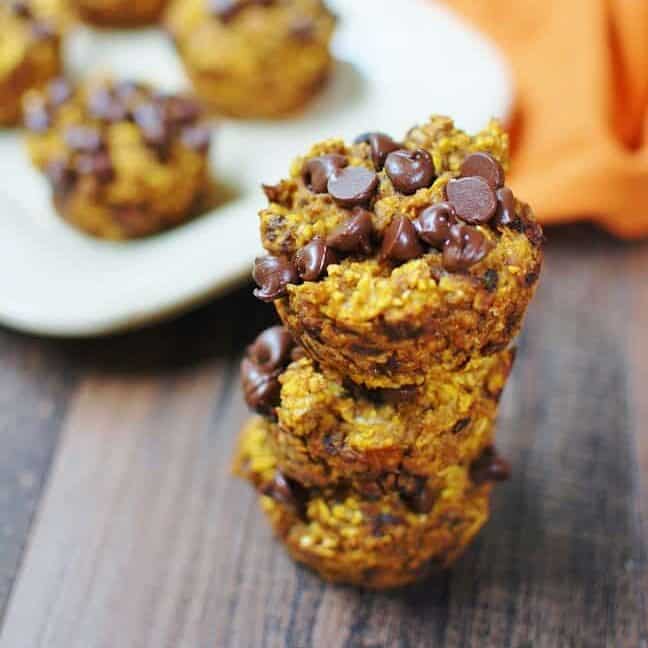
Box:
73 0 167 26
256 116 543 388
0 0 62 126
267 348 514 488
24 77 211 239
165 0 335 118
234 416 492 589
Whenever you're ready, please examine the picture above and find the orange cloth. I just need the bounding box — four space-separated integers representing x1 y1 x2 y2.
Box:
443 0 648 238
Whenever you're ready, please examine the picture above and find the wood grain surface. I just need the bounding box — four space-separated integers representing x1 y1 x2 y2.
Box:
0 225 646 648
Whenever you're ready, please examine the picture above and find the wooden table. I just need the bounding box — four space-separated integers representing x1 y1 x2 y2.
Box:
0 224 646 648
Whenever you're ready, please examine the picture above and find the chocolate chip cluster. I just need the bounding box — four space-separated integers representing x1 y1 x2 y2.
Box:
6 0 57 40
253 130 540 302
24 78 211 197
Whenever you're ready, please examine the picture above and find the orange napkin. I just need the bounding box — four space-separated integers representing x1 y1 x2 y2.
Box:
443 0 648 238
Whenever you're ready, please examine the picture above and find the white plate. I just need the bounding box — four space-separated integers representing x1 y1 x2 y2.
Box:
0 0 512 337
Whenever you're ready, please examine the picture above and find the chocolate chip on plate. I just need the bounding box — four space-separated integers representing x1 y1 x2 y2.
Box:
181 125 211 153
380 215 423 262
460 152 504 189
47 78 72 108
493 186 517 227
261 471 307 518
470 446 511 485
247 325 294 372
326 207 373 254
384 148 435 195
354 132 400 170
252 255 299 302
414 202 457 248
442 223 494 271
294 237 338 281
446 176 497 224
65 126 104 153
327 166 378 208
75 151 114 183
302 154 347 193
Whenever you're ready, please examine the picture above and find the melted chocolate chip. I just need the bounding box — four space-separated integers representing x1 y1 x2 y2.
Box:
252 255 298 302
446 176 497 224
326 207 373 254
65 126 104 153
247 325 294 372
414 202 457 248
483 268 499 292
180 125 211 153
45 159 76 195
290 346 307 362
87 87 128 123
132 101 168 153
302 154 347 193
452 417 471 434
442 223 494 272
470 447 511 485
493 186 517 227
378 384 418 405
75 151 114 183
384 148 435 195
262 183 282 203
294 237 338 281
163 95 202 126
380 215 423 262
47 78 72 108
460 152 505 189
372 513 404 537
290 16 315 41
327 166 378 208
397 475 437 514
261 472 307 518
354 132 400 170
240 358 282 417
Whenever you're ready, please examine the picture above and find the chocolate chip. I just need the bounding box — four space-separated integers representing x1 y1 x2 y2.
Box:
30 20 55 40
302 154 347 193
380 215 423 262
75 152 114 183
524 271 539 287
162 95 202 126
483 268 499 292
247 325 294 372
45 159 76 195
65 126 104 153
470 447 511 485
372 513 404 537
414 202 457 248
47 78 72 107
113 80 145 101
180 125 211 153
384 148 435 195
87 87 128 123
132 101 168 152
452 417 471 434
10 1 31 17
397 475 436 514
261 472 307 518
460 152 504 189
24 102 51 132
262 183 282 203
252 255 298 302
446 176 497 224
442 223 494 271
354 132 400 170
290 16 315 41
241 358 282 417
378 384 418 405
290 346 307 362
493 186 517 227
327 166 378 208
294 237 338 281
326 207 373 254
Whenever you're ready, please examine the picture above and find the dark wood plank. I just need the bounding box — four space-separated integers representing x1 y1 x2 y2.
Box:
0 230 646 648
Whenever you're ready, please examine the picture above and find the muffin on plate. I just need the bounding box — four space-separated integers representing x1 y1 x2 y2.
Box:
24 77 212 239
0 0 62 127
165 0 336 118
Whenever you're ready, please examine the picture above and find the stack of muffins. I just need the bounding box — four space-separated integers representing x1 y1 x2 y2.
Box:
234 115 544 589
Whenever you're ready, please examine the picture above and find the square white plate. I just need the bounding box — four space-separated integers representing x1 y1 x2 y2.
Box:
0 0 512 337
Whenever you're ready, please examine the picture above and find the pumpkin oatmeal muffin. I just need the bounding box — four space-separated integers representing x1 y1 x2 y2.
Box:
253 116 544 388
24 77 211 239
234 416 509 589
240 325 514 488
0 0 62 127
165 0 336 118
73 0 167 27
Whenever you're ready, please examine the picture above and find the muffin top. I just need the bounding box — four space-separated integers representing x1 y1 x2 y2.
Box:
254 116 543 303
